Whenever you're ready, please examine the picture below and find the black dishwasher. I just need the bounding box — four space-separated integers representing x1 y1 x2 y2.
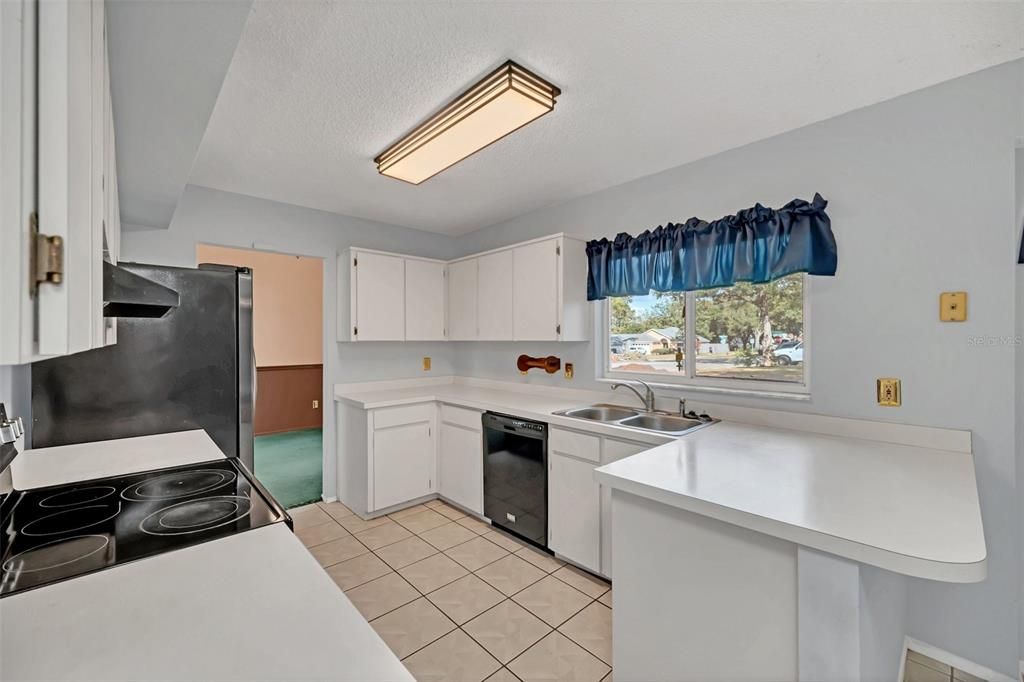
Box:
483 412 548 549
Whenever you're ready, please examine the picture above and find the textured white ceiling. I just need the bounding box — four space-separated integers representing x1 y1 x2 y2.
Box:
189 1 1023 235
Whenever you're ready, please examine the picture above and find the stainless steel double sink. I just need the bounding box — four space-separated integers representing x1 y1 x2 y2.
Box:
552 404 718 436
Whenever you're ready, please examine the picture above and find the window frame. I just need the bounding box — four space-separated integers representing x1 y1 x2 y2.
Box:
598 275 812 399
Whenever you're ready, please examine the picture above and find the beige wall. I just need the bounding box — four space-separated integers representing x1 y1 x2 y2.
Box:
196 244 323 367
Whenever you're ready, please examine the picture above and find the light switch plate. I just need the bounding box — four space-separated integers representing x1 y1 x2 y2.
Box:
422 357 431 371
939 292 967 322
877 378 901 407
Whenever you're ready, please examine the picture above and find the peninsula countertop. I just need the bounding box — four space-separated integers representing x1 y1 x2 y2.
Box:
594 421 985 583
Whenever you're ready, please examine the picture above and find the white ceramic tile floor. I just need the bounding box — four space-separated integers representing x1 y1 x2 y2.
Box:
297 501 612 681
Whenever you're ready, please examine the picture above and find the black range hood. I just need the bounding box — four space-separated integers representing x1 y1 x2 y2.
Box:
103 261 180 318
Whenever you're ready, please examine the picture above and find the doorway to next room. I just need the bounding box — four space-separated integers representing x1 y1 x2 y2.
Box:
196 244 325 509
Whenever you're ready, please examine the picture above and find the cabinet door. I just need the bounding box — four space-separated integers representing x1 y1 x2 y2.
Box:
477 249 514 340
447 258 478 341
600 437 651 578
0 0 36 363
38 0 100 357
2 0 111 363
439 421 483 514
405 258 446 341
353 251 405 341
373 421 433 510
512 239 559 341
548 452 601 572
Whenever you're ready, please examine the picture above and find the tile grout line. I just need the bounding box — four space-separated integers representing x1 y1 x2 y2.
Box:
307 501 612 681
555 601 614 666
355 570 423 623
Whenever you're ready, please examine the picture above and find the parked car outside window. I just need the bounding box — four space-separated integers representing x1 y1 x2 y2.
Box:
773 343 803 365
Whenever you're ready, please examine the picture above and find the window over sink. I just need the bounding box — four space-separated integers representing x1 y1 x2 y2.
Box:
603 273 808 395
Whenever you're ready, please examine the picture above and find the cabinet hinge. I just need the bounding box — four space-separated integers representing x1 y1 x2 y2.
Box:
353 326 358 336
353 257 358 267
556 324 561 335
556 244 561 256
29 212 64 296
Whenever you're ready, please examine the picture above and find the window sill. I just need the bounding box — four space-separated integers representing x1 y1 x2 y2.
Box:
596 377 811 402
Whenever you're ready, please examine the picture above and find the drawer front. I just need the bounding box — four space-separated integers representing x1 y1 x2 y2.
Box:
372 403 434 430
439 404 482 432
549 427 600 463
602 437 650 464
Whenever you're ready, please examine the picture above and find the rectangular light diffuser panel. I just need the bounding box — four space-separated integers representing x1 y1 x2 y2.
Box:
375 61 560 184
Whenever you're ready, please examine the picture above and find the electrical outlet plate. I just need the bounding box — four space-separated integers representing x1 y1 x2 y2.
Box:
423 357 431 371
564 363 574 379
939 292 967 322
312 400 319 409
877 378 901 407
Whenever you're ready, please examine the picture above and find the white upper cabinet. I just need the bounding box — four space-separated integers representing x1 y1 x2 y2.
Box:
477 249 514 341
338 234 589 343
1 0 120 365
349 250 405 341
512 238 559 341
447 257 478 341
511 236 590 342
405 258 446 341
338 248 448 342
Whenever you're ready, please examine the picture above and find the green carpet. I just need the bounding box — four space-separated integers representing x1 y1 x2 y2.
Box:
254 428 323 509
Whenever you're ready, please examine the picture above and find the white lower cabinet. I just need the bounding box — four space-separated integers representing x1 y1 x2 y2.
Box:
548 450 601 573
600 436 652 578
370 404 435 511
438 405 483 514
342 401 656 578
548 426 658 577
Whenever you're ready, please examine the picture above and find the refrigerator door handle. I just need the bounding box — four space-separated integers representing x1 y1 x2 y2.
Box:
236 269 256 472
252 346 258 413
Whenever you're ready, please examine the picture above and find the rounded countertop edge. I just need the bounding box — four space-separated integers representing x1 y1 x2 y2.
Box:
595 469 988 584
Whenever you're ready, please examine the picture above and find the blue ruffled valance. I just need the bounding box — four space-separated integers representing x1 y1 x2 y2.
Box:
585 193 837 301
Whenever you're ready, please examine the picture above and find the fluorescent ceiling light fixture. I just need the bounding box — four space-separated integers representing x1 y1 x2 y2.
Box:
375 60 561 184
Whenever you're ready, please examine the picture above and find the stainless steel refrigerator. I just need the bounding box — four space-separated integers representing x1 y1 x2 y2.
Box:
31 263 255 470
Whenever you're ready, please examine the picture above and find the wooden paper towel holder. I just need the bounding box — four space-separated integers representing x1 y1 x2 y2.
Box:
517 354 561 374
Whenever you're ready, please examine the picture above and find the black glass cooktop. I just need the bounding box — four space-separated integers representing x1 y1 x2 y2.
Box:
0 458 289 597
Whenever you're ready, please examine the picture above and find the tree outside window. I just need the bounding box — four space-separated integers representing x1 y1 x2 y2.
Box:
607 273 805 385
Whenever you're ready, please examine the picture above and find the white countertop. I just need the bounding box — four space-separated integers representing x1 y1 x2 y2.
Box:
1 524 412 682
3 430 411 682
335 381 671 445
336 378 986 583
594 421 986 583
11 429 227 490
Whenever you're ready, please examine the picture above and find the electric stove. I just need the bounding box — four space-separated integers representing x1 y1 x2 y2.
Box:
0 458 290 597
